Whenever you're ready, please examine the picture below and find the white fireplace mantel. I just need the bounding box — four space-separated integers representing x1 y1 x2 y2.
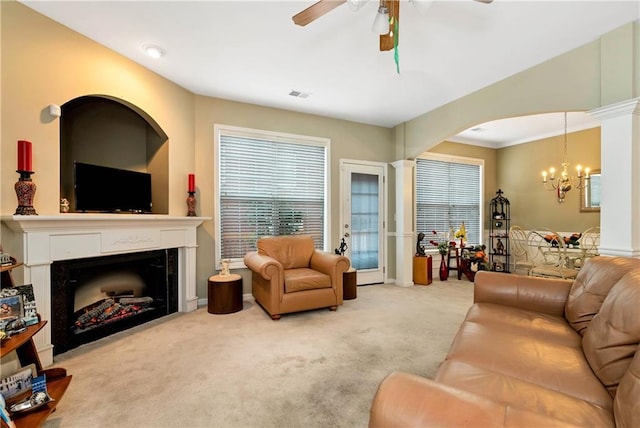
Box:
1 214 207 366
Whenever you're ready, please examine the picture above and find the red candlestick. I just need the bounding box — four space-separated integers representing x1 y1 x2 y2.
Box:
188 174 195 193
17 140 32 172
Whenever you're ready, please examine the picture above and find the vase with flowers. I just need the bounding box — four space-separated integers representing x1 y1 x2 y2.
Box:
455 222 467 248
429 230 450 281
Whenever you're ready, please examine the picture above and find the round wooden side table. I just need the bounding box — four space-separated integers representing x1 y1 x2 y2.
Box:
343 268 357 300
207 273 243 314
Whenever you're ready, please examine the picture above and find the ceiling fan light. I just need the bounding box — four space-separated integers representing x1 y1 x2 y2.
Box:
371 6 389 34
410 0 434 15
347 0 368 12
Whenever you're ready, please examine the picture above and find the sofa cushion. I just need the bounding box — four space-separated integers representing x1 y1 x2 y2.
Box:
284 268 331 293
446 318 612 409
583 270 640 397
257 235 315 269
436 360 614 426
465 303 581 347
614 344 640 428
565 257 640 335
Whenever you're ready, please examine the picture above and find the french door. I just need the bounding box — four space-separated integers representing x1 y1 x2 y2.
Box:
340 160 386 285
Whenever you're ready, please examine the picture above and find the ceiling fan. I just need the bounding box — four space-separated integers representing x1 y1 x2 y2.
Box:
292 0 493 51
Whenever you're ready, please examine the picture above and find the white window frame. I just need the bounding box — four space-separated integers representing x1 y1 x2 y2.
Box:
415 152 485 252
214 124 331 270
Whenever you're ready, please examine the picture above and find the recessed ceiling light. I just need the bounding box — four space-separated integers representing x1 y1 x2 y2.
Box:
142 44 165 59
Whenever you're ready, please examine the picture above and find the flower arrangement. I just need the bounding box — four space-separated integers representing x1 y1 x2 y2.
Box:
454 222 467 241
429 230 450 255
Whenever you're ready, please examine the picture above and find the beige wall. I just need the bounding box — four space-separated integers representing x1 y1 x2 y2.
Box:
424 130 601 235
1 2 395 298
2 2 634 298
427 141 498 231
497 127 601 233
399 21 639 158
0 1 195 216
193 96 394 293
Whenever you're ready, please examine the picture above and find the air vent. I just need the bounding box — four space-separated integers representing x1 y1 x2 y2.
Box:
289 90 311 99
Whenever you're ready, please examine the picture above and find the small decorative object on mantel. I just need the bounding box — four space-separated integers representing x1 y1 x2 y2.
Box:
60 198 70 213
186 173 197 216
220 259 231 277
14 140 38 216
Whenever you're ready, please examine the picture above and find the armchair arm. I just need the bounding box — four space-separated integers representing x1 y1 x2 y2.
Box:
473 271 573 317
369 372 507 428
243 251 283 280
310 251 350 282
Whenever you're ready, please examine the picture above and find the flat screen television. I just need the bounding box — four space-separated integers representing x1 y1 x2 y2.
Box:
74 162 152 213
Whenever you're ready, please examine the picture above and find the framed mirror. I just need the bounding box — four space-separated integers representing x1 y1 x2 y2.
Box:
580 170 601 212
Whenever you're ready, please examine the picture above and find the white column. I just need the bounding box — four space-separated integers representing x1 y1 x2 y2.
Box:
182 244 199 312
391 160 415 287
589 98 640 258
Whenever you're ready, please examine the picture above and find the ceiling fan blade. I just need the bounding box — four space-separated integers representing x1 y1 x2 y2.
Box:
292 0 347 26
380 0 399 51
473 0 494 3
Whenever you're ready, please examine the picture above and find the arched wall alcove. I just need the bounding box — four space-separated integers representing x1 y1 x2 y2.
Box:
60 95 169 214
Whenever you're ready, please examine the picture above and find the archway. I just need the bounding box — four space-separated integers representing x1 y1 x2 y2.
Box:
60 95 169 213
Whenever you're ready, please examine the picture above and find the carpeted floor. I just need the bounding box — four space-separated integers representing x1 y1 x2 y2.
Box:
42 279 474 428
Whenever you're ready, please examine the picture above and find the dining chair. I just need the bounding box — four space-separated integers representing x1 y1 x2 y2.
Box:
573 226 600 269
509 225 533 275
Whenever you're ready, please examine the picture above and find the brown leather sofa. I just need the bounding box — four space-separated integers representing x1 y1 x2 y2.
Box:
243 235 350 320
370 256 640 427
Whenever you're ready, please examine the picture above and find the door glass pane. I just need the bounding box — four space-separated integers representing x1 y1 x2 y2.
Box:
351 173 379 270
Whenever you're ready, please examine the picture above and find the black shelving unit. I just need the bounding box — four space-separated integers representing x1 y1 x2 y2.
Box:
489 189 510 273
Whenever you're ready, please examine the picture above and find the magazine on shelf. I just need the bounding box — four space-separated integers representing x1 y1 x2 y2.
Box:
0 284 38 329
0 364 37 401
0 295 23 332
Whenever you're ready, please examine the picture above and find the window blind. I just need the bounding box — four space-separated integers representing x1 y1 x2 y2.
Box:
219 133 327 260
416 157 481 245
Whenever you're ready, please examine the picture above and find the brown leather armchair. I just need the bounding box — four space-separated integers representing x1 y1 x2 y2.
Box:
243 235 350 320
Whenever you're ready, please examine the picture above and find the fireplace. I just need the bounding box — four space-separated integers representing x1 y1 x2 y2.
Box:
1 214 205 366
51 249 178 354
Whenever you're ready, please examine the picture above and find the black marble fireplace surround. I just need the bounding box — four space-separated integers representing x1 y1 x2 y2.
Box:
50 248 178 354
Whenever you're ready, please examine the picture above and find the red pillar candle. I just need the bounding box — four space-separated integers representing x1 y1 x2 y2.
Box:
17 140 33 172
188 174 195 193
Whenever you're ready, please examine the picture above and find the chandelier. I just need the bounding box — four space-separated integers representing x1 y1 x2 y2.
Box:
541 112 590 203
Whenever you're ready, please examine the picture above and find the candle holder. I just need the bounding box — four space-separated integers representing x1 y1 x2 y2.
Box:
186 191 197 217
14 171 38 215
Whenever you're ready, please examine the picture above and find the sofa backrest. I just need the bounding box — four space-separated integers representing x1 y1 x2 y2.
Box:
614 343 640 427
582 270 640 398
257 235 315 269
565 256 640 335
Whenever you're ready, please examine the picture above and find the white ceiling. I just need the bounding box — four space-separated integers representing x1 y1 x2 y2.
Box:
21 0 639 146
448 111 601 148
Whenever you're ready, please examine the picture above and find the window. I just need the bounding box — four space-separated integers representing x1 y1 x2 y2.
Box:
215 125 329 266
415 154 483 246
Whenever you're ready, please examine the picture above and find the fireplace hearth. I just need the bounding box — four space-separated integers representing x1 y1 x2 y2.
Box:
51 249 178 354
